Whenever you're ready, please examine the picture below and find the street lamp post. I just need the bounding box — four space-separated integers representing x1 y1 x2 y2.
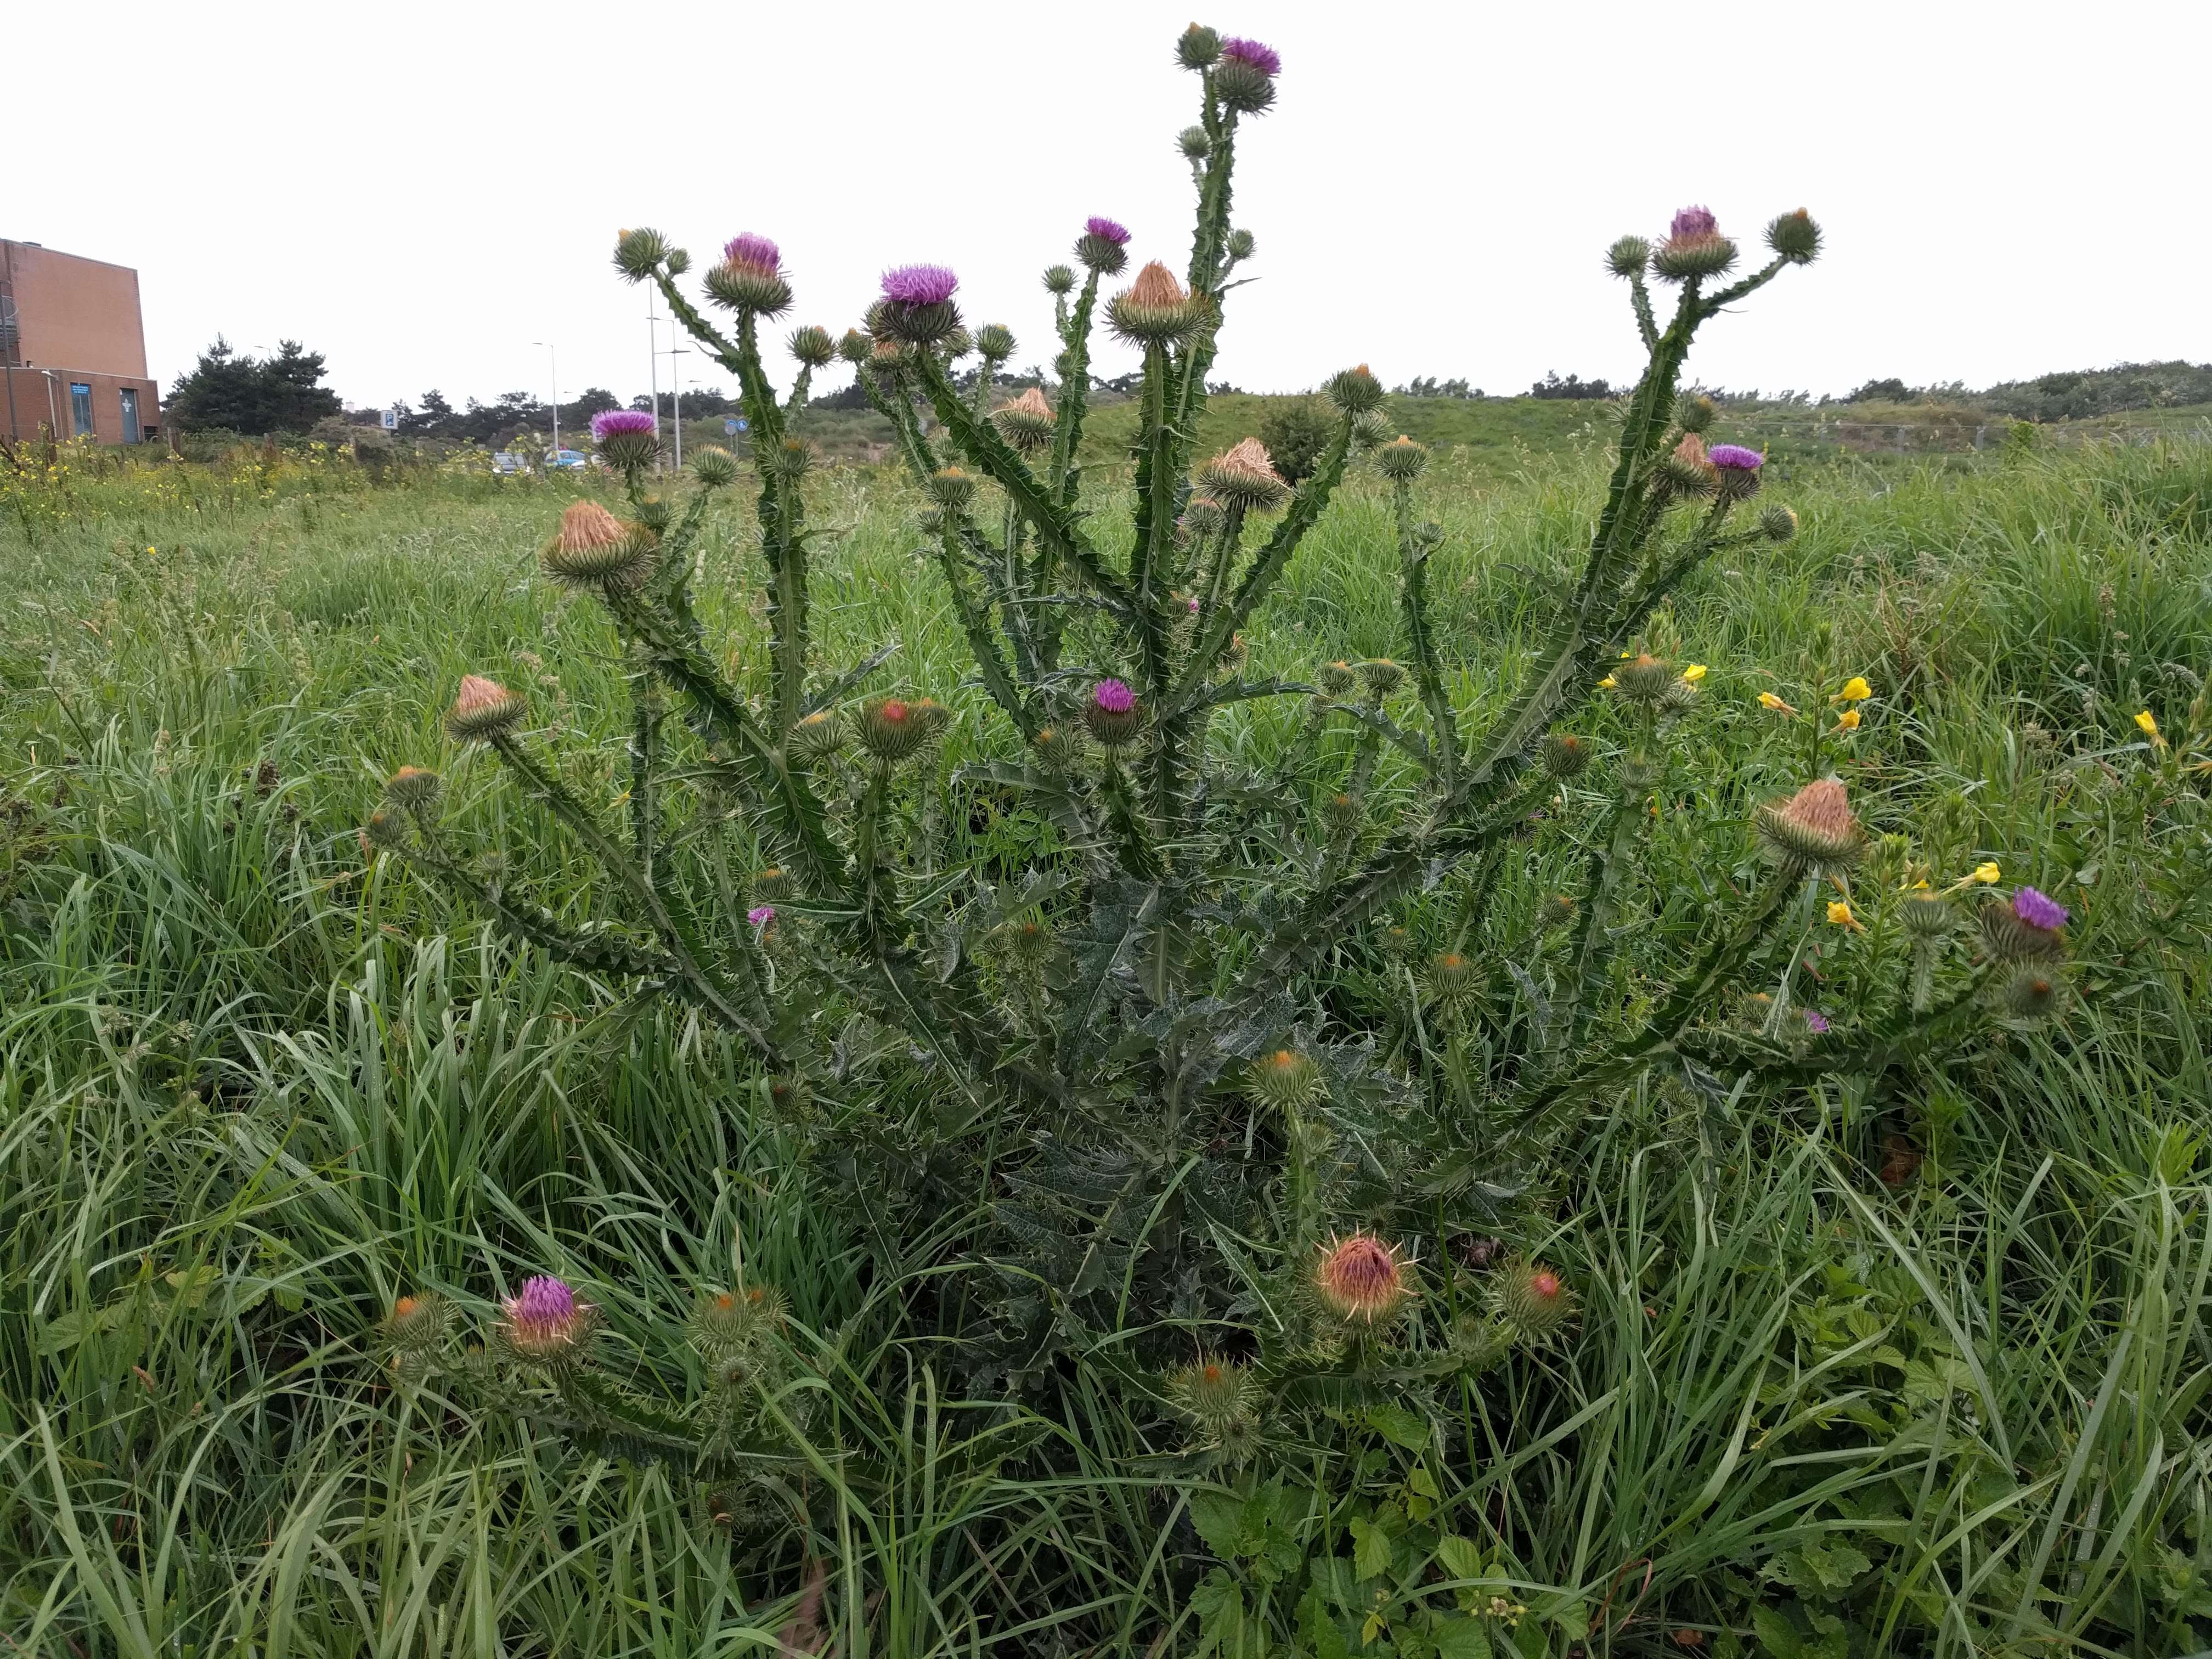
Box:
645 293 663 475
532 341 558 456
659 343 690 470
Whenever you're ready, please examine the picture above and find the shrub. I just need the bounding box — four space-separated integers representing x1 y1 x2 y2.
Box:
1256 394 1336 483
371 25 2066 1524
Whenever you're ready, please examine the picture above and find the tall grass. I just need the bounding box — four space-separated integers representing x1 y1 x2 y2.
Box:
1 437 2207 1653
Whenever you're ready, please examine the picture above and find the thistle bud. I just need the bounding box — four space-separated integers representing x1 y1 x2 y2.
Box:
382 1290 449 1354
990 387 1056 453
1218 631 1249 674
1999 964 2064 1019
1108 261 1199 346
1426 950 1479 1007
1376 435 1429 482
1655 432 1719 499
1611 653 1677 704
1358 657 1405 698
788 708 844 763
363 804 407 849
789 324 837 368
1900 893 1954 939
1320 791 1362 834
1493 1258 1576 1340
755 865 795 902
1754 777 1865 873
876 264 962 345
382 764 442 812
612 227 670 283
1313 1232 1414 1324
837 328 872 365
590 408 661 474
940 326 975 361
1224 227 1256 261
445 674 526 743
1167 1356 1255 1438
1180 495 1227 538
1248 1047 1325 1111
1605 235 1651 279
974 322 1016 362
1176 22 1222 69
856 696 950 764
1318 659 1358 697
1032 723 1081 770
1542 893 1577 929
1213 36 1281 116
1765 208 1822 266
691 445 740 488
498 1274 597 1366
1042 264 1077 296
1674 392 1717 433
996 917 1059 969
1541 732 1592 779
1199 437 1290 511
777 438 814 479
1759 504 1799 543
1324 364 1384 415
1652 205 1738 282
927 467 978 510
1177 124 1212 160
1082 679 1143 749
1075 215 1132 276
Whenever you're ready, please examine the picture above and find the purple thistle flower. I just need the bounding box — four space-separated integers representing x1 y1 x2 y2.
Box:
723 232 781 272
1669 205 1719 241
1709 444 1763 470
1093 678 1136 714
591 409 657 441
507 1274 575 1324
2012 886 2069 932
1188 595 1201 614
881 264 958 306
1086 215 1131 245
1803 1009 1831 1035
1221 36 1281 75
748 905 776 928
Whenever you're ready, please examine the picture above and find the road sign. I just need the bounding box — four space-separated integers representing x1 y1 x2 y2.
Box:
381 409 399 431
726 416 749 435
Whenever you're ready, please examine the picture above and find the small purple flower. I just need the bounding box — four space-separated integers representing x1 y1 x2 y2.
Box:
1221 36 1281 75
1709 444 1763 470
1093 678 1136 714
509 1274 575 1323
723 232 781 272
1669 205 1719 241
591 409 657 442
2012 887 2069 932
1803 1009 1830 1035
748 905 776 928
1187 595 1201 614
881 264 958 306
1086 216 1131 245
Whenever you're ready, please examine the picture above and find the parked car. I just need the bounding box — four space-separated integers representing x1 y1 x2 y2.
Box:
546 449 587 471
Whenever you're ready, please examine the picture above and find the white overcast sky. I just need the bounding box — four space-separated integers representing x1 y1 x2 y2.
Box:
17 0 2208 410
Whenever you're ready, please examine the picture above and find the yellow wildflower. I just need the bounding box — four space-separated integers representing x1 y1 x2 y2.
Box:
1826 899 1863 931
1835 708 1861 731
2135 709 2164 746
1758 691 1797 713
1835 676 1872 703
1682 664 1708 682
1973 861 2000 884
1598 675 1617 690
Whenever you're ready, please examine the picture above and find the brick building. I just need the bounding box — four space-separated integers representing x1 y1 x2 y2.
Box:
1 240 161 445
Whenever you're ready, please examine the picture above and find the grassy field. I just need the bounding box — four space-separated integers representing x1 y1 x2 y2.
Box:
2 432 2210 1654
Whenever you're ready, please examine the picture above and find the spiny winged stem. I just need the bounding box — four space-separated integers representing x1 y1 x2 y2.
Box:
1392 481 1459 793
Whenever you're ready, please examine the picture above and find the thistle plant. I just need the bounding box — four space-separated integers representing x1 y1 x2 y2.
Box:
370 24 2066 1427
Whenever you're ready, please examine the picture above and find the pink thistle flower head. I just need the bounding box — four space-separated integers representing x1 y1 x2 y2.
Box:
1669 205 1719 241
748 905 775 928
592 408 656 442
500 1273 593 1363
1313 1232 1413 1323
1093 678 1136 714
1708 444 1763 470
881 264 958 306
2012 886 2069 932
1804 1009 1831 1034
1220 36 1281 75
1085 215 1131 245
723 232 781 273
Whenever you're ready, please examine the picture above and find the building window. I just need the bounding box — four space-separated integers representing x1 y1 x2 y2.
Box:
120 388 140 443
70 382 94 438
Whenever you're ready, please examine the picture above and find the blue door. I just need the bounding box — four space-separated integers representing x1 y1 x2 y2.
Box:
70 382 93 438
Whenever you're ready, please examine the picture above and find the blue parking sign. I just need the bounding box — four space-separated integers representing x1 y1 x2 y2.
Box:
726 417 748 435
